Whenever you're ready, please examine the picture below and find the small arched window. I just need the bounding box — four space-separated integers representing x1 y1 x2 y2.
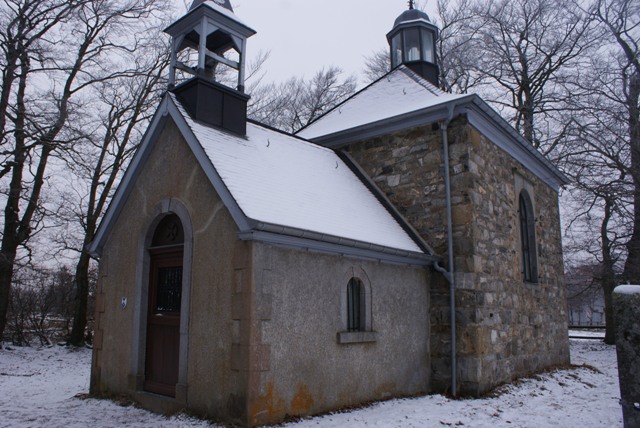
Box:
347 278 364 332
518 190 538 283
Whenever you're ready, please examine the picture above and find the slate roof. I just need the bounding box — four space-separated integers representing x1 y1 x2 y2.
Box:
89 92 434 266
298 66 569 191
298 67 467 141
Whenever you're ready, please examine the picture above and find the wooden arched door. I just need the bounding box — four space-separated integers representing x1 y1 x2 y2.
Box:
144 214 184 397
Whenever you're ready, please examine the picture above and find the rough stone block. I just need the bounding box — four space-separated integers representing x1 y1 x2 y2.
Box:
613 285 640 428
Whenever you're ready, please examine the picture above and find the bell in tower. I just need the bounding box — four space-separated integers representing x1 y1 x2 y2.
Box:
387 1 439 86
163 1 256 135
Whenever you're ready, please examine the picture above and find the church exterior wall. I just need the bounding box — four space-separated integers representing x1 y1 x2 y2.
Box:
346 117 569 396
90 118 251 423
91 117 432 426
247 243 430 426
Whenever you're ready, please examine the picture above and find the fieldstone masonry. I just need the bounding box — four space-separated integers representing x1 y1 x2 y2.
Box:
613 285 640 428
346 116 570 395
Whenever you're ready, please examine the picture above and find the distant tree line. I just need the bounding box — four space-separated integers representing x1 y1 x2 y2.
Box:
0 0 638 347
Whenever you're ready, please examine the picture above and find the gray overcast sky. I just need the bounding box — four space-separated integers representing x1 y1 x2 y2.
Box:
231 0 438 86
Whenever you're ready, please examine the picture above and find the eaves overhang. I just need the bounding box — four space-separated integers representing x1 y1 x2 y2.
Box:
466 96 570 190
307 94 569 192
308 94 473 149
164 2 256 38
238 224 438 267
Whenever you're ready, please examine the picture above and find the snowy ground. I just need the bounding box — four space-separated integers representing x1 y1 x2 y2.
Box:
0 339 623 427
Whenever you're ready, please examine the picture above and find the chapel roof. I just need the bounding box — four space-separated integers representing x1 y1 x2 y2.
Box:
298 66 569 191
298 66 467 141
172 94 426 255
89 92 434 265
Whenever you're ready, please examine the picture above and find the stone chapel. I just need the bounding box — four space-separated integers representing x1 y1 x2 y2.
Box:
88 1 570 426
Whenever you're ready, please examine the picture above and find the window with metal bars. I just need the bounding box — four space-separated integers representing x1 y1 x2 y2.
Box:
347 278 364 332
518 190 538 283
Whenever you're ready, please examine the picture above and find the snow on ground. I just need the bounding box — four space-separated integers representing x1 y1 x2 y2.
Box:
0 340 623 427
0 345 208 428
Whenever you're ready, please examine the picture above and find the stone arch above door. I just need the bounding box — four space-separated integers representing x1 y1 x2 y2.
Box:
130 198 193 403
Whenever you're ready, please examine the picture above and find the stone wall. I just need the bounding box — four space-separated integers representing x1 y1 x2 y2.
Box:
346 116 569 395
613 285 640 427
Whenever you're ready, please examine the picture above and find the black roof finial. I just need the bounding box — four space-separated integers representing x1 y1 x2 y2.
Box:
408 0 415 9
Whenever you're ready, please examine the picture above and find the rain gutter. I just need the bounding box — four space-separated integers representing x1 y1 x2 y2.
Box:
432 102 458 397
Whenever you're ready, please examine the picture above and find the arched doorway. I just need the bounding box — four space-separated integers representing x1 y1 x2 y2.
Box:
144 214 184 397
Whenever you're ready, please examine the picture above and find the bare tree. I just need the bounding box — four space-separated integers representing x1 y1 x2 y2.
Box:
7 265 75 346
61 47 170 346
0 0 167 343
557 0 639 343
592 0 640 284
461 0 593 153
249 66 356 133
434 0 486 94
362 49 390 84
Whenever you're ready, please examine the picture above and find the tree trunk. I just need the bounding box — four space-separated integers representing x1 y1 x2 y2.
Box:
68 250 92 346
600 197 617 344
0 253 16 344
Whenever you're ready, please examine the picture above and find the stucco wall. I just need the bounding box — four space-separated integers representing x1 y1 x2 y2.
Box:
346 117 569 395
246 243 430 426
91 118 250 423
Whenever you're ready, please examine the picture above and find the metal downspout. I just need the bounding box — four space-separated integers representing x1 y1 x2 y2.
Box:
433 105 457 397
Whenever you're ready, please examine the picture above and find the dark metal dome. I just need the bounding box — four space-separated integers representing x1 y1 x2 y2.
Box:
190 0 233 12
393 8 431 28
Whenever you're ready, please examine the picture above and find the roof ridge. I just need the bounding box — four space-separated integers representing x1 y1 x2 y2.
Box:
297 67 410 135
167 92 337 156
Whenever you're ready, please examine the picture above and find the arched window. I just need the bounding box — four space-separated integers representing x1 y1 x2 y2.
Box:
518 190 538 283
347 278 364 332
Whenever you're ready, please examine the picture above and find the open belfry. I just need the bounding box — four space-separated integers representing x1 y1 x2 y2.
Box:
89 1 569 426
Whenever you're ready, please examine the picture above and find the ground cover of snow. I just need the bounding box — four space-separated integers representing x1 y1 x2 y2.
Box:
613 284 640 295
0 339 622 427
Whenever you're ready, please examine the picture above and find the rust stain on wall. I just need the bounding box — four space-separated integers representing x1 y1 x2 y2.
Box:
290 384 314 414
249 382 285 424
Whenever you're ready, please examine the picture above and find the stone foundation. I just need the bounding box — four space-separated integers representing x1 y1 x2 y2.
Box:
613 285 640 427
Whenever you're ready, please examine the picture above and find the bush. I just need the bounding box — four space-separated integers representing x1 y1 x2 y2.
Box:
5 265 96 346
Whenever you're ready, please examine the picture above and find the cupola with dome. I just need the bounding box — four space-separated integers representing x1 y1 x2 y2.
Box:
387 0 439 86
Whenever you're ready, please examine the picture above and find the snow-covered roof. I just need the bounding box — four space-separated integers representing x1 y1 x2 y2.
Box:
90 92 433 265
197 0 252 29
164 0 255 38
174 96 424 254
298 66 569 191
298 67 468 141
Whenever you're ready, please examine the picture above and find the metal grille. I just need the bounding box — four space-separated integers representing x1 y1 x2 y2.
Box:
155 266 183 313
347 278 363 332
519 191 537 282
